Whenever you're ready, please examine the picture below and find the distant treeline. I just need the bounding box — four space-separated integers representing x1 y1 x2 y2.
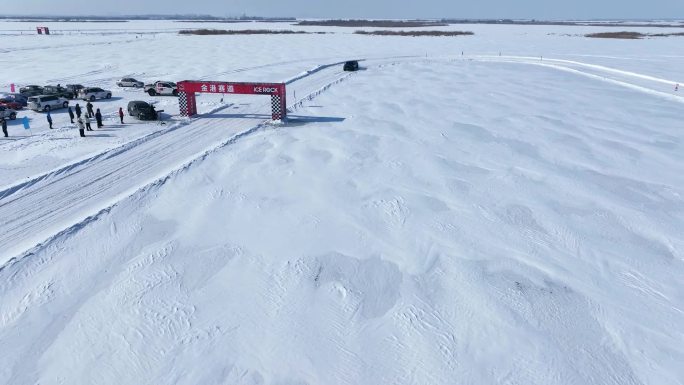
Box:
0 15 296 22
296 20 448 28
586 31 684 39
179 29 316 35
441 19 684 28
8 19 128 23
178 29 472 37
355 30 474 37
176 20 295 23
2 16 681 29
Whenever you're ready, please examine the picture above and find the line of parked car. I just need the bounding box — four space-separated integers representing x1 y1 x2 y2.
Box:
1 77 180 121
116 77 178 97
0 84 115 115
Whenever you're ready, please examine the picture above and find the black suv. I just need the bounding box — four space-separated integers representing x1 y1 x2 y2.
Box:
43 85 75 99
127 101 157 120
19 85 44 96
343 60 359 71
65 84 85 96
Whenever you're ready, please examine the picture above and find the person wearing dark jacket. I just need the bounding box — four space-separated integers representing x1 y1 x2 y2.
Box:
68 106 75 123
1 118 7 137
86 101 94 118
47 111 53 129
118 107 124 124
95 109 103 128
75 104 82 118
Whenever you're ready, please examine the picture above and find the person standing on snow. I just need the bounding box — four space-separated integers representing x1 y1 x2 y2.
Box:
86 101 94 118
95 108 103 128
77 117 85 137
84 114 93 131
68 106 75 123
118 107 124 124
1 118 7 137
47 111 53 129
75 103 82 119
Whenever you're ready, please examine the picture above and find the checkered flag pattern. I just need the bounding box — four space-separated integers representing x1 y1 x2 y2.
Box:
271 95 282 120
179 92 189 116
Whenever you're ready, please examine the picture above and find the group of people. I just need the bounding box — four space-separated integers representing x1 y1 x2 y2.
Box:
42 103 125 138
64 102 100 137
2 102 128 138
71 105 125 137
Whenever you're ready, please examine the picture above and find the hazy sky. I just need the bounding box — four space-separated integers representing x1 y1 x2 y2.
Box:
5 0 684 19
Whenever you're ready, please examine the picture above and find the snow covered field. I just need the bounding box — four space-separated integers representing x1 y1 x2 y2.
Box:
1 20 683 384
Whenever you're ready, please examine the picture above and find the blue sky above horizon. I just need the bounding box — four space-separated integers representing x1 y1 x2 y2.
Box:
4 0 684 19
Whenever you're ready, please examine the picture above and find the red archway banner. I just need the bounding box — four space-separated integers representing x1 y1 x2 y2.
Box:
177 81 287 121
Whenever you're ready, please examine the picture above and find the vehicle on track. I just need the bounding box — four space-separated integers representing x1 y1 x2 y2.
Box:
78 87 112 101
117 77 145 88
127 100 158 120
27 95 69 112
0 105 17 120
144 81 178 96
343 60 359 71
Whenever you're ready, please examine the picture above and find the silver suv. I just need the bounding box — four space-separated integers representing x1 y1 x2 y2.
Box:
117 78 144 88
27 95 69 112
79 87 112 101
0 105 17 120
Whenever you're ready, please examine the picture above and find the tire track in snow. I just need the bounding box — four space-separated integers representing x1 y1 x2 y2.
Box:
0 64 354 269
471 55 684 103
3 54 673 267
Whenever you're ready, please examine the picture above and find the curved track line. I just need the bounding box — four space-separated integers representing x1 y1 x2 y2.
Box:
0 64 355 269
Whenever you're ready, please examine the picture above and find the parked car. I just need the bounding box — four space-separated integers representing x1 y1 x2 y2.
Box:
43 85 75 99
19 85 44 96
78 87 112 101
0 105 17 120
65 84 84 95
27 95 69 112
127 100 157 120
343 60 359 71
0 93 28 106
0 98 24 110
144 81 177 96
117 77 144 88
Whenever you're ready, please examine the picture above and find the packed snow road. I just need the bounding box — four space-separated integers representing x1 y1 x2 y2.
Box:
2 54 681 267
0 64 353 266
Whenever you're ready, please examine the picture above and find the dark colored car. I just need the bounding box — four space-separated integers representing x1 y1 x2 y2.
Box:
19 85 44 96
0 93 28 106
65 84 84 95
127 100 157 120
343 60 359 71
0 98 23 110
43 85 75 99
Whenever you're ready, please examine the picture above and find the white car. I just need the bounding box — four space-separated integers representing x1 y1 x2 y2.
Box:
0 105 18 120
116 77 144 88
27 95 69 112
79 87 112 101
144 81 178 96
